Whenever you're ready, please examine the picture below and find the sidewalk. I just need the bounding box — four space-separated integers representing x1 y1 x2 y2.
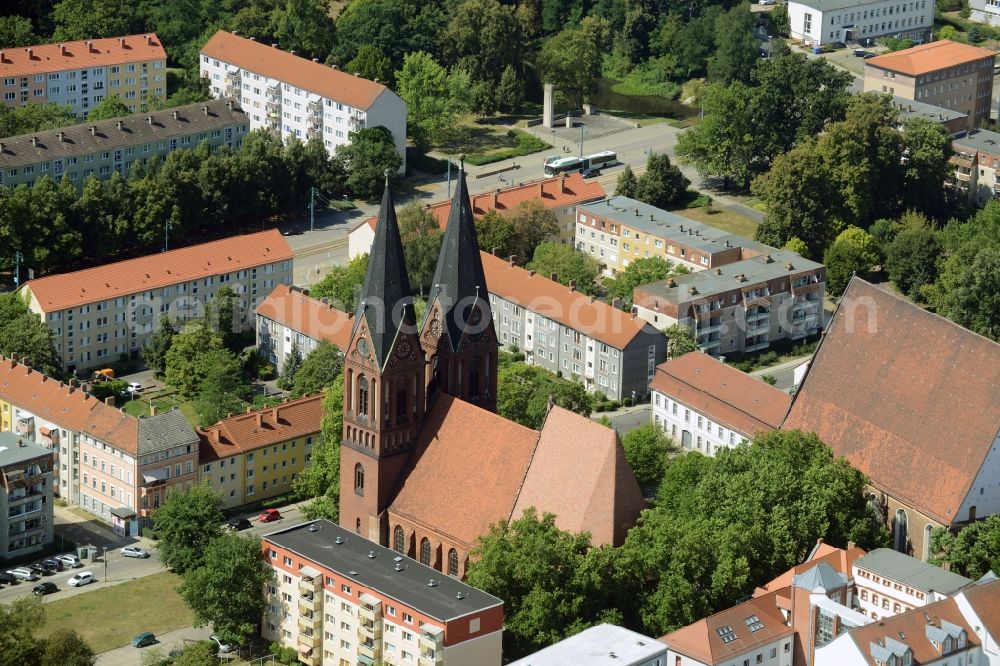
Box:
54 503 157 552
96 625 212 666
748 354 813 378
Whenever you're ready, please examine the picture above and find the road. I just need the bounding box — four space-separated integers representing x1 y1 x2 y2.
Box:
95 625 213 666
596 404 651 437
750 354 813 393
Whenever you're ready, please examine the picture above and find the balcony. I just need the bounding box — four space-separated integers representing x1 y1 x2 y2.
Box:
745 341 770 353
743 294 771 308
298 571 320 597
307 100 322 114
297 628 320 649
265 99 280 114
266 84 280 100
296 650 320 666
357 620 382 641
348 115 365 130
359 595 382 621
306 127 321 140
297 612 321 634
358 638 381 660
298 594 318 614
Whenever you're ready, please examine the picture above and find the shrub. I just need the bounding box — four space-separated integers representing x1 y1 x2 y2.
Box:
270 642 300 665
762 374 778 386
622 397 633 407
141 527 158 540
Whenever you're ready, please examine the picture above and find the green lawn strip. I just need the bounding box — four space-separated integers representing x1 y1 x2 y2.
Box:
122 390 198 427
674 207 760 238
36 571 193 654
464 129 551 166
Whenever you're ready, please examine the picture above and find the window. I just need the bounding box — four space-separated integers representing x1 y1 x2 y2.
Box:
447 549 459 576
354 463 364 495
358 376 369 420
393 526 405 553
420 538 431 565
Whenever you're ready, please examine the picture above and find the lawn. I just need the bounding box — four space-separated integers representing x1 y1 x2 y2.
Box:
674 207 760 238
37 572 193 653
122 389 198 427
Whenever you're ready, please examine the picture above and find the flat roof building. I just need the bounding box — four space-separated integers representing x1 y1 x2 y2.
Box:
509 624 666 666
889 94 968 135
0 432 54 561
786 0 932 47
948 128 1000 204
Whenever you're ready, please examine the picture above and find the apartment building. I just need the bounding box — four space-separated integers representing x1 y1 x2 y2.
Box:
256 285 352 374
349 173 606 258
200 30 406 164
0 34 167 117
947 128 1000 204
0 99 249 189
970 0 1000 27
0 354 199 535
787 0 933 47
649 352 791 455
0 433 54 561
481 251 666 401
853 548 971 621
262 519 504 666
890 94 968 135
19 230 293 374
576 197 745 275
510 625 666 666
864 39 995 131
198 395 322 510
633 249 825 357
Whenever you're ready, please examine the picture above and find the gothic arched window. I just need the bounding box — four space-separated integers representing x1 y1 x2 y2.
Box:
354 463 364 496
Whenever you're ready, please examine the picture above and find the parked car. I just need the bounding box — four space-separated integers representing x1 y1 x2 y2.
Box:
228 518 252 531
67 571 94 587
863 52 878 59
121 546 149 559
32 582 57 595
7 567 39 581
258 508 282 523
581 167 601 179
131 632 156 648
41 558 63 573
282 228 303 236
28 563 47 576
852 48 869 57
0 571 16 585
56 554 82 568
210 635 233 653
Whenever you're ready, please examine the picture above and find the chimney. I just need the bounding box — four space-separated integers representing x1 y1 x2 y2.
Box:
679 224 685 232
171 110 179 120
612 297 622 308
25 47 33 59
689 286 699 295
570 280 577 292
561 172 568 193
312 57 319 63
31 136 37 147
0 141 4 153
550 272 558 282
492 189 499 207
764 254 773 263
150 404 157 416
256 411 264 428
210 428 220 445
290 50 296 56
786 262 795 271
271 43 279 48
528 269 535 277
116 120 123 131
57 131 64 142
118 37 125 48
0 50 5 63
105 396 115 408
89 125 96 136
226 100 234 110
848 541 856 550
69 378 78 387
202 105 208 116
145 34 152 45
538 181 544 197
85 41 92 52
146 115 153 125
331 64 339 70
667 278 676 287
634 208 639 217
508 255 516 266
59 44 65 56
725 239 731 248
716 268 722 275
649 213 655 221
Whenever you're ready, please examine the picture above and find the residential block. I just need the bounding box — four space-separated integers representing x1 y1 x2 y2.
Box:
786 0 933 47
853 548 971 620
255 284 352 374
947 128 1000 204
0 433 54 561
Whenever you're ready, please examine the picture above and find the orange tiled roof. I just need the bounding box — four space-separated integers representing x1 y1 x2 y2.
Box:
481 251 655 349
512 405 645 547
255 285 353 350
197 393 324 462
756 544 868 597
960 578 1000 639
201 31 390 111
389 394 540 547
0 34 166 78
363 172 606 232
0 355 138 454
650 352 792 438
866 39 995 76
24 230 293 313
783 278 1000 525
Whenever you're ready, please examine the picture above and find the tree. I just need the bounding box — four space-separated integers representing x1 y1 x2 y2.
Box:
172 641 221 666
823 239 870 297
885 227 940 300
398 199 443 290
164 322 226 398
0 103 76 139
0 15 37 49
476 210 519 259
152 483 224 573
663 324 697 359
443 0 522 87
295 375 342 521
40 629 95 666
0 292 62 378
141 316 175 378
181 533 272 645
615 164 639 198
310 253 369 312
51 0 137 40
929 515 1000 579
291 340 343 397
635 153 689 209
537 26 602 107
932 246 1000 341
605 257 685 309
333 127 402 200
497 362 592 429
507 199 560 260
901 118 952 219
527 242 601 295
395 51 469 149
466 508 611 659
496 64 524 115
0 596 46 666
622 423 675 490
278 341 303 391
707 5 760 85
783 237 811 259
205 285 238 347
193 349 251 427
85 97 132 121
269 0 337 60
346 44 395 87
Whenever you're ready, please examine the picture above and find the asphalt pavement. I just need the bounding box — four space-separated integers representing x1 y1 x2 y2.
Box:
95 625 213 666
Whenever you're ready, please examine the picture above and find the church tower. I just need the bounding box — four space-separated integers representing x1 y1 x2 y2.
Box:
420 166 498 411
340 178 426 545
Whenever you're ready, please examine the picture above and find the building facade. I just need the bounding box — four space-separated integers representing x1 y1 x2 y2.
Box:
482 252 666 401
864 39 995 131
198 395 322 510
0 99 249 189
633 250 825 358
649 352 791 455
787 0 933 47
0 433 54 561
255 285 352 374
853 548 971 621
947 128 1000 204
20 229 293 374
970 0 1000 27
200 30 406 164
889 94 968 134
0 34 167 116
262 520 504 666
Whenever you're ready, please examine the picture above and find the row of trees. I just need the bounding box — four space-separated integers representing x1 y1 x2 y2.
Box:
0 292 62 377
0 597 94 666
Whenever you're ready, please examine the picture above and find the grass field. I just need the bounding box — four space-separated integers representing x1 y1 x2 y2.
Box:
675 207 760 238
37 572 193 653
122 389 198 426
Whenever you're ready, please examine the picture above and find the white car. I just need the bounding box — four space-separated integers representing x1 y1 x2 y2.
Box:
56 553 82 568
121 546 149 558
7 567 39 581
209 635 233 653
67 571 94 587
127 382 142 393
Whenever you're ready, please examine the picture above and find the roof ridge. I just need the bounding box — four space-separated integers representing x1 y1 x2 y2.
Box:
507 408 547 525
659 359 788 428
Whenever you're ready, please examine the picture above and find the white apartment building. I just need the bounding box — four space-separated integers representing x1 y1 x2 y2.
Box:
262 520 503 666
19 230 292 374
255 284 352 374
0 433 54 560
649 352 791 455
510 625 666 666
852 548 972 621
787 0 933 46
200 30 406 166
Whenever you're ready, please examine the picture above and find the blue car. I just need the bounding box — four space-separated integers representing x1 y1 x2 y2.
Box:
132 632 156 648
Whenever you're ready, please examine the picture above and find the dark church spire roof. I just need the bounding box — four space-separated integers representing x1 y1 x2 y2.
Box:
423 164 488 351
354 175 415 368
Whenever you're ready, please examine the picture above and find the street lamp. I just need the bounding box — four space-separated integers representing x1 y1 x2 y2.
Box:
103 546 108 583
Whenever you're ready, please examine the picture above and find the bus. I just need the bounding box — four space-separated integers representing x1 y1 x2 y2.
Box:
543 151 618 177
584 150 617 170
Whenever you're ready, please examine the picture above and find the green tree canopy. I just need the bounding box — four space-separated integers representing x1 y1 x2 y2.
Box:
443 0 522 87
40 629 95 666
635 153 690 209
0 596 47 666
526 242 602 295
333 127 402 200
268 0 337 60
141 316 175 379
193 349 251 427
171 641 222 666
663 324 697 359
295 375 343 521
497 362 592 429
885 226 940 300
164 322 226 398
51 0 138 40
615 164 639 198
496 63 524 115
346 44 395 87
0 292 62 378
707 5 759 85
0 15 37 49
0 102 76 139
85 96 132 121
291 340 343 398
152 483 225 573
277 341 303 391
537 26 603 107
310 253 369 312
396 51 470 149
929 515 1000 579
622 423 675 490
476 209 519 259
606 257 686 309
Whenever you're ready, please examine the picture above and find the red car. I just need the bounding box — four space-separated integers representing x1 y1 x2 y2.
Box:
258 508 282 523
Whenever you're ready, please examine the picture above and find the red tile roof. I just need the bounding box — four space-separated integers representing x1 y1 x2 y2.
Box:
201 31 390 111
389 394 540 547
24 230 293 313
0 34 166 78
650 352 792 438
960 579 1000 639
197 393 324 462
481 251 656 349
362 172 606 232
783 278 1000 525
866 39 995 76
0 355 138 454
255 285 353 350
512 406 645 547
756 544 868 597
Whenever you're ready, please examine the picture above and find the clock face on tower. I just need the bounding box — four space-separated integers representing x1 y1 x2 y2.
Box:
396 339 413 360
357 337 370 358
